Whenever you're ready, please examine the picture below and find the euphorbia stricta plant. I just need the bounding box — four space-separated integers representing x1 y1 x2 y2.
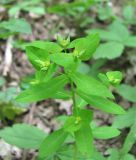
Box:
0 34 125 160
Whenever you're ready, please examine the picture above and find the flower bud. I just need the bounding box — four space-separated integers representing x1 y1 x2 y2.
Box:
57 34 70 48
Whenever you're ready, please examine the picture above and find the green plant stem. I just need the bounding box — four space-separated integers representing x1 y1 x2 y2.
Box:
119 122 136 159
73 143 78 160
70 80 78 160
70 80 78 116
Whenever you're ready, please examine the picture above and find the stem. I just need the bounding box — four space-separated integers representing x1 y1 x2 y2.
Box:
119 122 136 159
70 80 78 116
70 80 78 160
73 143 78 160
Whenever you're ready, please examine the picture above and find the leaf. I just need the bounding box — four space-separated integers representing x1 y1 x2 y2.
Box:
92 126 120 139
50 53 77 69
97 5 113 21
116 84 136 102
8 6 21 17
2 105 25 120
57 145 93 160
34 64 57 83
108 149 120 160
24 6 45 15
77 62 90 74
76 96 88 108
91 149 106 160
106 71 123 86
51 90 71 100
74 109 93 157
26 46 49 70
0 124 46 149
120 123 136 155
0 19 32 34
78 109 93 125
113 107 136 129
38 129 68 160
48 1 94 15
123 6 135 21
123 154 136 160
70 72 114 99
87 21 130 43
108 21 130 42
75 125 93 158
98 73 110 87
25 41 62 53
69 34 99 61
94 42 124 59
63 116 81 133
16 74 68 102
124 36 136 47
77 90 125 114
87 29 120 42
0 76 5 87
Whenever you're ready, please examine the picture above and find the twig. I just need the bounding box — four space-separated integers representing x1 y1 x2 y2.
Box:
2 36 13 76
2 11 19 76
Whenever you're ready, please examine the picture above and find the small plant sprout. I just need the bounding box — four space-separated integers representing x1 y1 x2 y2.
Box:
0 34 125 160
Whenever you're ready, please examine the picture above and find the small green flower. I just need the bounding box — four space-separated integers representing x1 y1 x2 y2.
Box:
106 71 123 86
75 116 81 124
35 59 50 71
57 34 70 48
73 49 85 58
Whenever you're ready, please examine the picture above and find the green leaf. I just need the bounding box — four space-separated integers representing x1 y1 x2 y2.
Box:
16 74 68 102
91 149 106 160
98 73 110 87
108 149 120 160
77 90 125 114
57 145 93 160
63 116 81 133
70 72 114 99
123 154 136 160
120 123 136 155
38 129 68 160
0 19 32 34
108 21 130 42
0 124 46 149
0 76 5 87
75 125 93 158
2 105 25 120
87 29 120 42
77 62 90 74
76 96 88 108
92 126 120 139
116 84 136 102
34 64 57 83
88 21 130 43
124 36 136 47
94 42 124 59
123 6 135 21
74 109 93 157
8 6 21 17
113 107 136 129
69 34 99 61
78 109 93 125
25 41 62 53
51 90 71 100
26 46 49 70
97 5 113 21
24 6 45 15
50 53 77 69
106 71 123 86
